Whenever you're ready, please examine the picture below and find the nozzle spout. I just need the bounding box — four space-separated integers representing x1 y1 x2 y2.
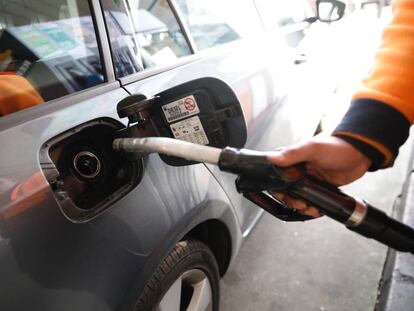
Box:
113 137 221 165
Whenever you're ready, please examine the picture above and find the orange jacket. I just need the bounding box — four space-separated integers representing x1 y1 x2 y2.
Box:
333 0 414 170
0 73 43 117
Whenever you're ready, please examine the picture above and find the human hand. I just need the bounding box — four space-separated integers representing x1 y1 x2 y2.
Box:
268 136 372 218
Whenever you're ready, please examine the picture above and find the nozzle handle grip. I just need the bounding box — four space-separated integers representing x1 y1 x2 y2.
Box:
243 191 313 222
218 146 414 253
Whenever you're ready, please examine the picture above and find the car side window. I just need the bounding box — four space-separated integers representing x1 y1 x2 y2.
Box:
254 0 308 30
101 0 191 76
175 0 263 51
0 0 105 117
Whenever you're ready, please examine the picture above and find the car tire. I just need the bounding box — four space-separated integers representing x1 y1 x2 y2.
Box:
135 239 220 311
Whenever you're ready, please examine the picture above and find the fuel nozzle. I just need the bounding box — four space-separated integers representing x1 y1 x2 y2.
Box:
113 137 414 254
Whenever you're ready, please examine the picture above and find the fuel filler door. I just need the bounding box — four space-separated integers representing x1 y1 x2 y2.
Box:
117 77 247 165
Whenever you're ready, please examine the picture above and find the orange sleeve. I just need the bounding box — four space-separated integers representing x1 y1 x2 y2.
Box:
0 74 44 117
353 0 414 122
333 0 414 170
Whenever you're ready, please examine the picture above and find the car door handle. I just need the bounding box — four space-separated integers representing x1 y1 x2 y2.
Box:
294 53 307 65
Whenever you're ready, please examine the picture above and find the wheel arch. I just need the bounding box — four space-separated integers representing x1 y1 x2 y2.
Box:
116 197 242 311
184 218 232 276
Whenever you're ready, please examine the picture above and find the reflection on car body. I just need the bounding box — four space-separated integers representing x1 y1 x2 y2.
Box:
0 0 343 309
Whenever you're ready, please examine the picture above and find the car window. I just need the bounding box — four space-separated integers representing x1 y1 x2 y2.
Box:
0 0 105 117
175 0 263 51
101 0 191 76
254 0 308 30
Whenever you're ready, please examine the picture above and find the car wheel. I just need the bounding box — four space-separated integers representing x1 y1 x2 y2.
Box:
135 239 220 311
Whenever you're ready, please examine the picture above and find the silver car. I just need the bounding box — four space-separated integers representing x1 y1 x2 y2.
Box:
0 0 344 310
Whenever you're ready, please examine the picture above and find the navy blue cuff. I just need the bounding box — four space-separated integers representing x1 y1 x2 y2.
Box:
333 98 410 170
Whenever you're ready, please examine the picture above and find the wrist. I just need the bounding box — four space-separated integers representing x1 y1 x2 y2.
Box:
333 98 410 170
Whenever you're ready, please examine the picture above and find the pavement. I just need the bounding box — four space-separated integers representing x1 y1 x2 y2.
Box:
220 6 413 311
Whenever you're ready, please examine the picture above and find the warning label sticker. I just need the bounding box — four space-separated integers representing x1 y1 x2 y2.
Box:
170 116 209 145
162 95 200 123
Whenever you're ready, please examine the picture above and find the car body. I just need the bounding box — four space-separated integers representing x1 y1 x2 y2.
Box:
0 0 339 310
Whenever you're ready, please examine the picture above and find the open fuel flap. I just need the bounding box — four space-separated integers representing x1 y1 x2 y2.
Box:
117 77 247 165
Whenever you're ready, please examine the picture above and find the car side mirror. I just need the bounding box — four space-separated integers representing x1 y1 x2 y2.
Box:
317 0 346 22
